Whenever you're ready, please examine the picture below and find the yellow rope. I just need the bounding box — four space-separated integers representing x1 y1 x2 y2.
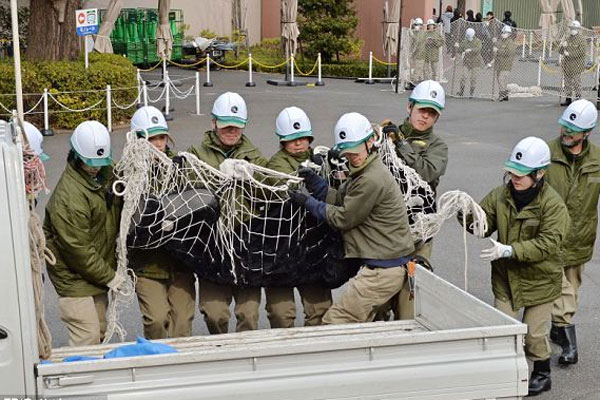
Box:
372 55 396 66
138 60 163 72
295 58 318 76
167 57 208 68
210 57 250 69
253 57 291 69
541 60 598 74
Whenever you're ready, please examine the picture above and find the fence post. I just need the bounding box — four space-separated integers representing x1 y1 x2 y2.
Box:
366 51 375 84
529 31 533 56
143 81 148 107
316 53 325 86
549 39 553 58
163 70 173 121
136 68 143 109
195 71 201 115
204 57 214 87
246 53 256 87
542 38 547 60
106 85 112 133
590 39 595 64
537 57 542 87
522 34 526 59
41 88 53 136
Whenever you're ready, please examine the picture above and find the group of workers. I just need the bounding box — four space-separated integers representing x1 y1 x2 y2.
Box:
410 16 588 104
32 77 599 397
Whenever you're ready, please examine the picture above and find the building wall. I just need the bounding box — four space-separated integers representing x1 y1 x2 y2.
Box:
261 0 281 39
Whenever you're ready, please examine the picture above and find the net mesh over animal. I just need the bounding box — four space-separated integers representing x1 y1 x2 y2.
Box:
401 19 600 101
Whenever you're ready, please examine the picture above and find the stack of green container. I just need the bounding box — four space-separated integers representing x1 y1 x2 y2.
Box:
100 8 184 65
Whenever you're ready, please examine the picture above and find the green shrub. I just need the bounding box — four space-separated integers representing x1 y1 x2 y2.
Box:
0 53 137 130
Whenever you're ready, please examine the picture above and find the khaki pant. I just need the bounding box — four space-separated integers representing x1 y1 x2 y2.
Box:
459 66 480 96
563 70 583 98
412 59 425 83
425 61 438 81
58 293 108 347
495 298 553 361
199 279 261 334
552 264 584 326
136 273 196 339
265 285 333 328
323 266 407 324
496 70 510 94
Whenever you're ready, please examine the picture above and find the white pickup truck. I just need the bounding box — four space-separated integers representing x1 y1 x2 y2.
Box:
1 123 529 399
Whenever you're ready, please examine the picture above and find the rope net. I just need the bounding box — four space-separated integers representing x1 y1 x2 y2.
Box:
402 19 600 101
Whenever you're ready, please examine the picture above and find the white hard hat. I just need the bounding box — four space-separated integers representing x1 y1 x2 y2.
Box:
504 137 551 176
409 80 445 114
211 92 248 129
131 106 169 138
465 28 475 39
501 25 512 34
23 121 49 161
570 20 581 29
333 112 374 154
559 99 598 133
275 106 313 142
413 18 423 25
427 19 436 26
70 120 112 167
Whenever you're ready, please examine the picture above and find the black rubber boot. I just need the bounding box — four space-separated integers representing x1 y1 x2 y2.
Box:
560 97 572 106
550 324 560 344
528 359 552 396
558 324 578 365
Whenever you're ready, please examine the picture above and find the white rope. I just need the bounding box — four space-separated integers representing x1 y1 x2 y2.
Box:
48 93 105 112
168 82 195 100
112 91 142 110
24 94 44 115
0 99 11 113
147 85 168 103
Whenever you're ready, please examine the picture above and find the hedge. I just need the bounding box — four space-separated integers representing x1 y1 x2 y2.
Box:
0 53 138 130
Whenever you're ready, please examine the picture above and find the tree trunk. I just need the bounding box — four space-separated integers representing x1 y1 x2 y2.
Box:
27 0 81 61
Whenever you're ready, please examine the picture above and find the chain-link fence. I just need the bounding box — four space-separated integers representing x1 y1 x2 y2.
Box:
401 19 600 102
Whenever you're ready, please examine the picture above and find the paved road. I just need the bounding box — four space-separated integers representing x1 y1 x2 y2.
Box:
36 68 600 399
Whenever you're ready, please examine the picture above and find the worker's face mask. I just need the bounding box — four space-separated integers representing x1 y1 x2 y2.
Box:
467 36 474 42
501 33 510 39
414 25 421 31
570 29 579 36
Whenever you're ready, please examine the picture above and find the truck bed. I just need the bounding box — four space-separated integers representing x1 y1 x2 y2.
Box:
36 267 529 400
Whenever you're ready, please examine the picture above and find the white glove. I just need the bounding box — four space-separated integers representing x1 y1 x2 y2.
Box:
465 48 472 53
220 159 253 180
486 62 492 68
454 42 460 48
493 47 498 53
107 272 125 291
492 37 498 43
564 51 569 57
561 40 568 47
480 238 513 262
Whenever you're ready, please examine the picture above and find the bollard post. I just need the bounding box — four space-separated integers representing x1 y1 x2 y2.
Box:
529 31 533 56
288 54 297 86
366 51 375 84
316 53 325 86
163 70 173 121
537 57 542 87
143 81 148 107
195 71 201 115
246 53 256 87
542 38 547 60
522 34 526 59
136 69 143 109
106 85 112 133
41 88 54 136
549 39 553 58
590 39 595 64
204 57 214 87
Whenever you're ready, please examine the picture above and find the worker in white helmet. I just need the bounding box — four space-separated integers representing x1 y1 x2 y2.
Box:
460 136 569 396
187 92 268 334
379 80 448 320
409 17 427 87
263 106 332 328
43 121 122 346
128 106 196 340
546 99 599 368
493 25 516 101
22 121 50 161
559 20 586 106
424 19 444 81
289 112 415 324
455 27 483 97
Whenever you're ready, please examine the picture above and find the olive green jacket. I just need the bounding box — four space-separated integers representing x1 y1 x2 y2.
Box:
325 153 414 261
559 34 586 74
396 119 448 193
458 38 483 69
128 148 190 280
267 148 311 174
188 130 268 169
411 31 427 60
424 30 444 62
476 183 570 310
546 138 600 266
44 162 120 297
494 38 516 71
